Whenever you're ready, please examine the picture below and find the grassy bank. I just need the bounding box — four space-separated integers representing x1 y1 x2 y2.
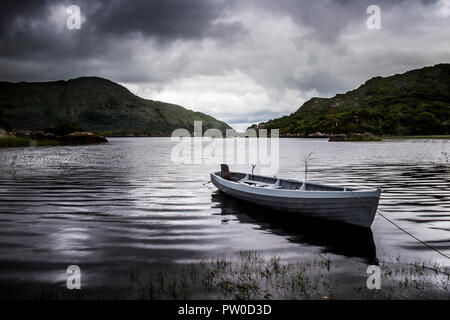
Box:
0 136 31 148
329 134 382 142
41 251 450 300
0 136 84 148
329 134 450 142
382 135 450 140
0 132 108 148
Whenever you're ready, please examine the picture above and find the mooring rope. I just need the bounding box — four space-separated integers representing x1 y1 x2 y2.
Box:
350 190 450 261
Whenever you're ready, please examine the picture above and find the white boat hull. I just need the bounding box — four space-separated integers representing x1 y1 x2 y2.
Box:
211 172 381 228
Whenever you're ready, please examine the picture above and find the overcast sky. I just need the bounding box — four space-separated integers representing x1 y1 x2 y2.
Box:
1 0 449 130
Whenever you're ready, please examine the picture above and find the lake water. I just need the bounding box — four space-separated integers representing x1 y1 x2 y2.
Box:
0 138 449 298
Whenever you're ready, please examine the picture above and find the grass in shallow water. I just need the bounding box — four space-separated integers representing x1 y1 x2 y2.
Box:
42 251 450 300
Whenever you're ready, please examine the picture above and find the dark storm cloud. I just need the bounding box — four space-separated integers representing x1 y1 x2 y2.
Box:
0 0 50 35
0 0 243 63
91 0 240 40
247 0 441 41
0 0 239 38
0 0 443 79
0 0 448 127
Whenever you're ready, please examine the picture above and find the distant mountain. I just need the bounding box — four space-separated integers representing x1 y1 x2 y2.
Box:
252 64 450 136
0 77 231 136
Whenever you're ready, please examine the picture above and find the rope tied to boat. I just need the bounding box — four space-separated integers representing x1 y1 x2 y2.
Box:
350 190 450 261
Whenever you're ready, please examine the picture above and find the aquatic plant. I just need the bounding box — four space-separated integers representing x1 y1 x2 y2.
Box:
38 252 450 300
304 152 315 181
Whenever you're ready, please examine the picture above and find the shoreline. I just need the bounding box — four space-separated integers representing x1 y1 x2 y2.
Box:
0 131 108 148
1 133 449 148
105 135 450 141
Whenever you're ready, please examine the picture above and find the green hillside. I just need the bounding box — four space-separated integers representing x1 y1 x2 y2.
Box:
252 64 450 136
0 77 231 136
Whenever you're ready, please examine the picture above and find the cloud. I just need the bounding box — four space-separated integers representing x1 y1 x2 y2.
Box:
123 70 308 124
0 0 449 130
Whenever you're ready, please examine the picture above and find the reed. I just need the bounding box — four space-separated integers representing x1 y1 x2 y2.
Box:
304 152 314 181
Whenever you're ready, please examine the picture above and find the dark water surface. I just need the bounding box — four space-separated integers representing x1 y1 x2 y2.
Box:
0 138 449 298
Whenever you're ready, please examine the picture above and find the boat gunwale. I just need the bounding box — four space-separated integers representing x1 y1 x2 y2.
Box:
211 171 381 199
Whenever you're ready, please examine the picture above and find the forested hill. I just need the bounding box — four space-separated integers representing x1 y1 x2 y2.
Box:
0 77 231 136
252 64 449 136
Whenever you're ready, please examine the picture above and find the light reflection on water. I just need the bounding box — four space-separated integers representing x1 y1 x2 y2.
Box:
0 137 448 298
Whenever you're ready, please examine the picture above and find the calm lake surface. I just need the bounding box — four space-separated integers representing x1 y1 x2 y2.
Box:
0 138 449 298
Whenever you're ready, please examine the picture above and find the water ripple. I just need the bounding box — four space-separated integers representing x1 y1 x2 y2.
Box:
0 137 448 296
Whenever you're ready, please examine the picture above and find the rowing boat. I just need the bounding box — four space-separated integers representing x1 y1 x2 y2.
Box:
210 165 381 228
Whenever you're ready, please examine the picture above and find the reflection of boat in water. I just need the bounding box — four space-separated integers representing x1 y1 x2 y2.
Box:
211 191 378 264
211 165 381 228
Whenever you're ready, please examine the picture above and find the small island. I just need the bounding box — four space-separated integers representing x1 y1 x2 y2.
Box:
0 126 108 148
